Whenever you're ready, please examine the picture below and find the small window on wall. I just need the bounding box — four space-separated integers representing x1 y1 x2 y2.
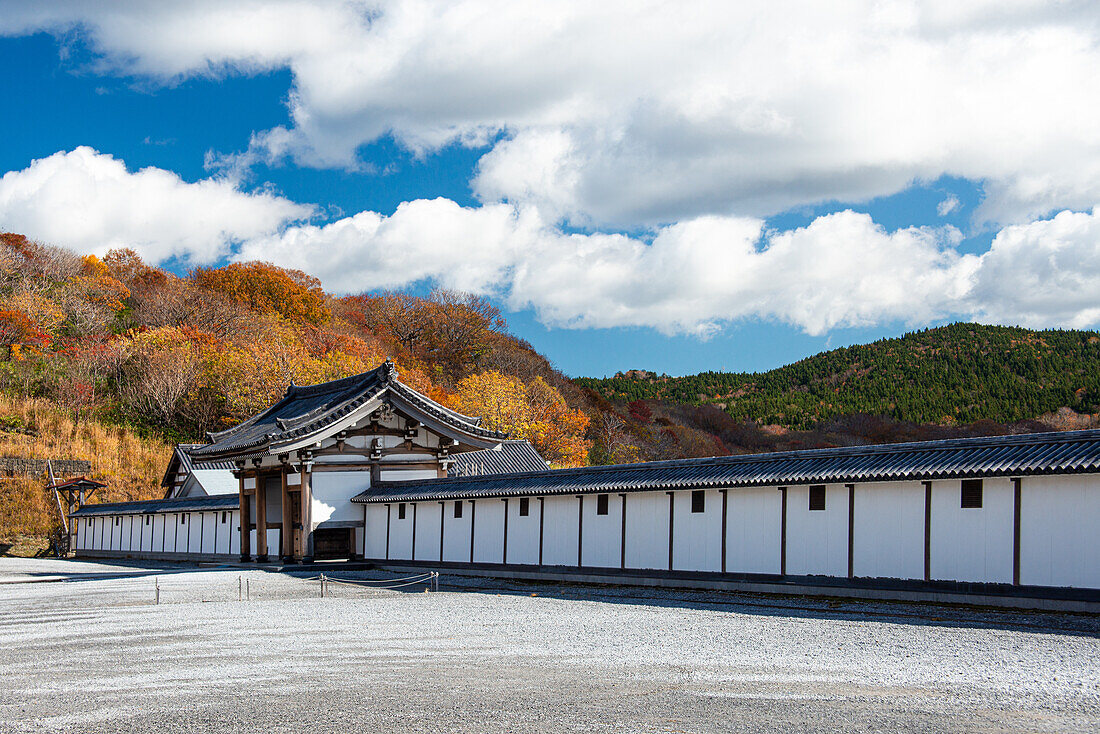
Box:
398 503 407 520
115 517 120 526
221 511 227 524
961 479 983 508
596 494 609 515
809 485 826 511
454 501 463 519
691 490 705 513
519 497 530 516
145 515 150 526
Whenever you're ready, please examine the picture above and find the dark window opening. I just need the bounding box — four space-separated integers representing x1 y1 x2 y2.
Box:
398 503 407 520
961 479 983 508
181 514 186 524
519 497 530 516
691 490 706 513
597 494 609 515
454 501 463 519
809 485 826 511
115 517 120 526
221 511 227 523
145 515 150 526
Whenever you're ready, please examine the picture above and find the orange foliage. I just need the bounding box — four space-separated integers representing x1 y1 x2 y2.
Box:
192 261 331 326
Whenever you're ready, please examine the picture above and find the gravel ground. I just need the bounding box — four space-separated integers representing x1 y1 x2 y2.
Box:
0 558 1098 732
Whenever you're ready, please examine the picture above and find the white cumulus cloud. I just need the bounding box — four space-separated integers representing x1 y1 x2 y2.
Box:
0 147 313 265
4 1 1100 228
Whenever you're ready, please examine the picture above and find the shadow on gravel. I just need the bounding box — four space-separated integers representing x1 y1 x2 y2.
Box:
408 572 1100 639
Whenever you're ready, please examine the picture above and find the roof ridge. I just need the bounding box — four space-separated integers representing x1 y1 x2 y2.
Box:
378 428 1100 488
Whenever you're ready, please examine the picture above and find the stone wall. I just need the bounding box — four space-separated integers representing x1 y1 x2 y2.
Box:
0 457 92 477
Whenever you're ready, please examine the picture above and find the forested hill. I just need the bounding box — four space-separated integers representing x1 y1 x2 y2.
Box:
577 324 1100 430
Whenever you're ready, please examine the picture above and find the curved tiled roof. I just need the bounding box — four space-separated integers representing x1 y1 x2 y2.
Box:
189 361 505 461
72 494 239 517
355 429 1100 503
449 440 549 477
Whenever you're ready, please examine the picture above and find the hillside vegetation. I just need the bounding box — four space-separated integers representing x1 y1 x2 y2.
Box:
579 324 1100 430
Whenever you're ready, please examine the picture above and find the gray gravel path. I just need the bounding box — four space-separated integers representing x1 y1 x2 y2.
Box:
0 558 1098 732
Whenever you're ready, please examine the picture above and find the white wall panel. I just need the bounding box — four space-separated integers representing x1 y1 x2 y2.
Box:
1020 475 1100 588
581 494 623 569
930 478 1013 584
541 495 580 567
388 502 414 560
672 490 722 572
725 487 781 574
414 502 443 561
229 511 241 556
852 481 924 580
472 499 506 564
152 515 166 553
505 497 541 565
312 471 370 524
363 504 387 558
624 492 670 571
442 500 473 562
201 512 217 554
786 485 849 577
109 516 121 551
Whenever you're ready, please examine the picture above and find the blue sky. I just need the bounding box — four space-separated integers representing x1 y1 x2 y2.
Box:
1 4 1098 378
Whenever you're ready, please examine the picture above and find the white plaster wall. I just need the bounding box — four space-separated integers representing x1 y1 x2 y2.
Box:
379 468 439 482
473 499 506 564
1020 474 1100 588
201 512 217 554
442 500 473 562
153 514 166 553
786 485 849 577
168 514 182 553
364 504 388 557
930 478 1014 584
672 490 723 573
311 471 371 524
505 498 541 565
725 487 782 574
109 516 121 551
541 495 580 567
414 502 443 561
389 503 414 560
121 516 134 552
581 494 623 569
624 491 670 571
229 511 241 556
852 481 925 580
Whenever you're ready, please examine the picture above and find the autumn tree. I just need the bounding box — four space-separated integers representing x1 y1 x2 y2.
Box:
454 371 590 467
191 261 331 326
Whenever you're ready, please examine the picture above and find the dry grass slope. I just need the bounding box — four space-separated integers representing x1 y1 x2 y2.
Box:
0 395 171 541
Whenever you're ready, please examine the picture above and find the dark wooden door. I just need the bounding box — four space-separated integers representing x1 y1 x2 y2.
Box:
313 528 352 559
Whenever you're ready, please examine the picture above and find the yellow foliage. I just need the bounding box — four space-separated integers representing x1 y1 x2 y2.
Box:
455 371 590 467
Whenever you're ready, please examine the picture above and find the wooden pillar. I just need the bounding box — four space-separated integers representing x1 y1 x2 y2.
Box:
469 500 476 563
300 458 314 562
439 501 445 563
238 473 250 562
255 475 268 562
576 495 584 567
281 466 293 562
